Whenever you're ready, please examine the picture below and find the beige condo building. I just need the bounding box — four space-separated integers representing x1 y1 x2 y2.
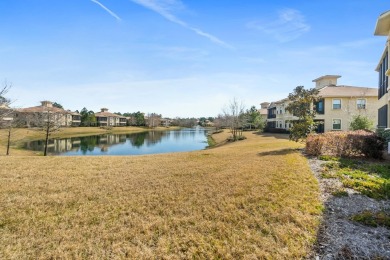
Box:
15 101 81 127
267 75 379 133
95 108 127 127
374 10 390 128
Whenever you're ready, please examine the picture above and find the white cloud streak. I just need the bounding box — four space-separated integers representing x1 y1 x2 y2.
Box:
248 8 310 42
91 0 122 22
129 0 233 49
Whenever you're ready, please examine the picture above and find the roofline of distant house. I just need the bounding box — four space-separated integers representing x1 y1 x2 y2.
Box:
312 75 341 82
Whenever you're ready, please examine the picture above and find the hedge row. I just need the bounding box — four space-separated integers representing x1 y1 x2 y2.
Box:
306 130 384 159
264 128 290 134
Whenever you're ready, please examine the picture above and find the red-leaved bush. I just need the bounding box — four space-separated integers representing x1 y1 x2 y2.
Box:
306 130 384 159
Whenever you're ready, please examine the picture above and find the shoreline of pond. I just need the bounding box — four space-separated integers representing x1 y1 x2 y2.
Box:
4 126 217 156
0 126 182 156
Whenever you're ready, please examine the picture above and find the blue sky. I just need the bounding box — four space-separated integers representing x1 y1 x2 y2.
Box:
0 1 389 117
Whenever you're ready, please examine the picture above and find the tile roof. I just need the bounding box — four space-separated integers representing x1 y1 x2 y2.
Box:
312 75 341 82
95 111 119 117
95 111 126 118
319 85 377 97
16 106 70 113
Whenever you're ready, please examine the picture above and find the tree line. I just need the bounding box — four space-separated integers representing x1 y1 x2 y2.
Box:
0 82 268 155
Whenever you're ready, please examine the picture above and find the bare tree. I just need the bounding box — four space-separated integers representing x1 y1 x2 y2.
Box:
0 81 12 119
171 117 197 128
146 113 162 128
2 116 23 156
0 81 15 155
223 98 246 141
213 114 228 131
0 81 11 102
14 101 72 155
28 109 66 156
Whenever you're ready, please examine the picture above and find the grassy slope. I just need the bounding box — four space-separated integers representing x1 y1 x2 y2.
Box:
0 131 321 259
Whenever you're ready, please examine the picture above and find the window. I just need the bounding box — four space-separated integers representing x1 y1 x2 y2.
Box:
332 99 341 109
332 119 341 130
378 51 388 99
378 104 388 128
357 99 366 109
268 108 276 119
315 99 324 114
267 121 276 128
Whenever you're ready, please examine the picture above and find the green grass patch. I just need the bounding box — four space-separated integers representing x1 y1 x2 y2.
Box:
321 158 390 200
318 155 338 161
206 135 217 147
351 211 390 228
332 189 349 197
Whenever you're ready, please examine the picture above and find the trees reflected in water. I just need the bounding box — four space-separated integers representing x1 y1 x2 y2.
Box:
24 128 206 155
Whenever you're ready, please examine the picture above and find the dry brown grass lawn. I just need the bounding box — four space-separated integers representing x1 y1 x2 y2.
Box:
0 131 321 259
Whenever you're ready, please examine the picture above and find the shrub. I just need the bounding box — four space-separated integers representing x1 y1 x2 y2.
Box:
227 135 247 142
265 128 289 134
349 115 374 130
306 134 325 156
305 130 384 159
377 128 390 148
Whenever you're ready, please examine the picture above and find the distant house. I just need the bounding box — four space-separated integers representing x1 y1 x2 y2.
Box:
161 118 172 127
258 102 270 120
266 75 379 133
0 103 13 126
69 111 81 126
266 98 289 132
374 10 390 128
203 119 214 127
15 101 80 127
95 108 127 126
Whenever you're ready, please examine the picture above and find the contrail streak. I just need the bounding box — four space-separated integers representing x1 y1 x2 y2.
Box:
130 0 232 49
91 0 122 22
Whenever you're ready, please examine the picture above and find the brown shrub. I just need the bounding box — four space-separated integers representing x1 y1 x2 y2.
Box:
306 134 325 156
306 130 384 159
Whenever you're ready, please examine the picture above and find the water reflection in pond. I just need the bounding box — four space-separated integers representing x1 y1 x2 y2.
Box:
24 128 209 156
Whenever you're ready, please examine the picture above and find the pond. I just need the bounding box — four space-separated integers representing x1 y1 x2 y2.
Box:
24 128 210 156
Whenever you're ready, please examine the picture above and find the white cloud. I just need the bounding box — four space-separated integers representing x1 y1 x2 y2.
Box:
129 0 233 48
91 0 122 22
247 8 310 42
